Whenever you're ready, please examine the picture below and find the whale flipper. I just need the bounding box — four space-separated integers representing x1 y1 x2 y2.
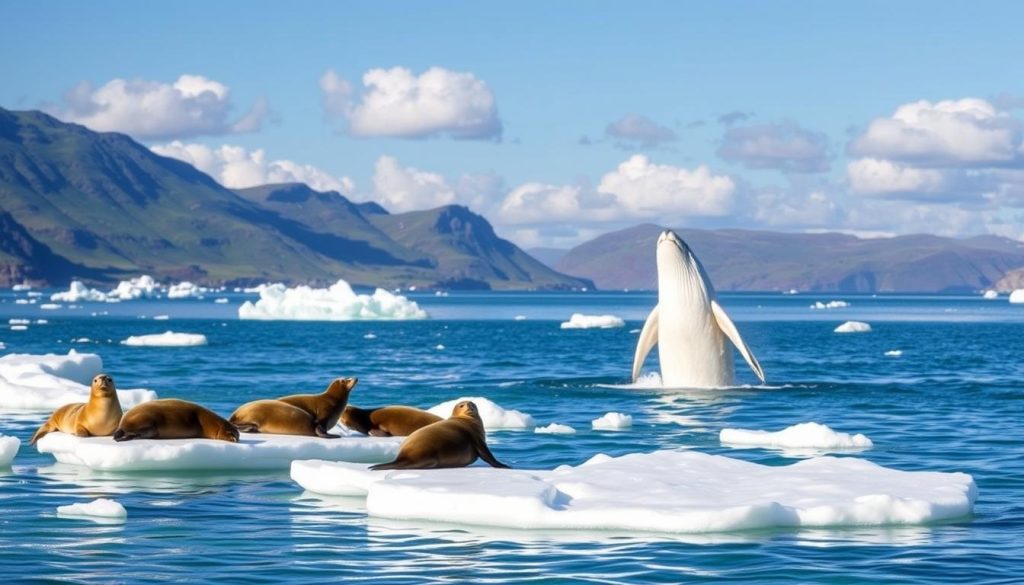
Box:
631 304 660 382
711 300 765 384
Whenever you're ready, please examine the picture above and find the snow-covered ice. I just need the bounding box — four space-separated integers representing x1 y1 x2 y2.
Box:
8 319 29 325
56 498 127 522
121 331 208 347
428 397 536 430
559 313 625 329
110 275 161 300
592 412 633 430
534 423 576 434
982 290 998 300
835 321 872 333
12 284 31 291
51 281 108 302
39 303 62 310
238 279 428 321
9 325 27 331
1010 289 1024 304
291 450 976 534
167 281 206 299
514 315 527 321
810 301 850 309
36 430 402 472
720 422 873 452
214 298 229 304
885 350 903 357
0 350 156 410
0 434 19 466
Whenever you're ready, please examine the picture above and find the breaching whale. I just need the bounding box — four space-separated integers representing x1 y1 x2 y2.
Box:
631 230 765 388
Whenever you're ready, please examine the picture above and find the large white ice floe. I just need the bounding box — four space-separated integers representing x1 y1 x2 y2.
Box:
0 434 20 466
1010 289 1024 304
559 313 625 329
834 321 872 333
0 350 156 410
238 279 428 321
110 275 162 300
167 281 207 299
291 450 977 534
592 412 633 430
36 430 402 472
50 281 108 302
810 300 850 309
720 422 873 452
57 498 127 522
428 397 536 430
121 331 209 347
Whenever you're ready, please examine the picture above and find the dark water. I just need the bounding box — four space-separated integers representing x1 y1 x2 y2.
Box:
0 292 1022 583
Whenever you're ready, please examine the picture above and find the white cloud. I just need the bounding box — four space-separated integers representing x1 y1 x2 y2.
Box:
151 142 353 193
500 183 616 224
319 66 502 140
605 114 677 148
597 155 736 218
848 98 1022 166
371 156 458 211
846 158 948 195
48 75 268 140
717 121 830 173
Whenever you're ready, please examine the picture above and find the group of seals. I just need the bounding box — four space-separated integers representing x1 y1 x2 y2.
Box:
371 400 509 470
230 378 356 438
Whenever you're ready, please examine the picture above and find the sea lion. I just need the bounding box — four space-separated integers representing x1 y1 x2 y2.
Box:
370 401 509 470
113 399 239 442
341 405 442 437
30 373 123 444
229 377 357 438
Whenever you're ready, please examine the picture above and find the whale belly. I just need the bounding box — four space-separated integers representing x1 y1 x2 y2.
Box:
656 313 734 388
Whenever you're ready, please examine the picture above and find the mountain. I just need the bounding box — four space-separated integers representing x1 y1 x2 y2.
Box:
556 224 1024 293
994 268 1024 292
0 108 589 290
528 247 569 268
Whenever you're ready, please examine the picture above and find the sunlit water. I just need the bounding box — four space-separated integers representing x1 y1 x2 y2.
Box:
1 291 1022 583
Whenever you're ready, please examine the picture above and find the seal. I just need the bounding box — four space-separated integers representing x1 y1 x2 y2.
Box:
370 401 509 470
29 373 123 444
113 399 239 442
229 377 357 438
341 405 442 437
631 230 765 388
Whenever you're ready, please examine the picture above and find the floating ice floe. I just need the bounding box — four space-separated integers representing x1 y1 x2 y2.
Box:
291 450 977 534
12 284 32 292
559 313 625 329
535 423 576 434
982 290 998 300
885 350 903 357
810 300 850 310
14 299 33 305
428 397 536 430
0 350 156 411
0 434 20 466
153 315 170 321
9 325 27 331
592 412 633 430
435 344 445 351
56 498 127 522
214 298 229 304
167 281 207 299
51 281 108 302
8 319 29 325
834 321 872 333
110 275 161 300
39 303 62 310
238 279 428 321
1010 289 1024 304
720 422 873 453
37 430 401 472
363 333 377 340
514 315 527 321
121 331 208 347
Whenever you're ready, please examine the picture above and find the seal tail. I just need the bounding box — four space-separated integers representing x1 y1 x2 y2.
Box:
29 421 54 445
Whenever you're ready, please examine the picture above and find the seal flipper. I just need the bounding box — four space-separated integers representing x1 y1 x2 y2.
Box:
234 423 260 433
631 304 660 382
472 435 510 469
29 421 55 445
315 424 339 439
711 300 765 384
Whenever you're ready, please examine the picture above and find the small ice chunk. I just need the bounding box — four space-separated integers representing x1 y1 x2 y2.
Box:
535 423 576 434
121 332 208 347
363 333 377 340
592 412 633 430
34 319 47 325
435 344 445 350
8 319 29 325
238 279 428 321
214 298 229 304
834 321 871 333
40 303 62 310
56 498 127 521
12 284 31 291
513 315 527 321
72 338 93 343
885 350 903 357
9 325 27 331
1010 289 1024 304
559 313 625 329
428 397 536 430
982 290 998 300
720 422 873 451
810 300 850 309
0 434 20 466
153 315 170 320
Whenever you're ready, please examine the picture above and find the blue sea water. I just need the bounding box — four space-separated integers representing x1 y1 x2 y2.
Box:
0 291 1022 583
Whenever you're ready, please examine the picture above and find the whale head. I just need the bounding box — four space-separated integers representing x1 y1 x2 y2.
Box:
656 230 714 305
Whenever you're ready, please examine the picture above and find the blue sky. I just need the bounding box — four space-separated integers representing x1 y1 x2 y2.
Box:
4 1 1024 247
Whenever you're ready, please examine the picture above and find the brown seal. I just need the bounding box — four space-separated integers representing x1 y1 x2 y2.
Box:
341 405 442 437
370 401 510 470
113 399 239 442
229 377 357 438
30 373 123 444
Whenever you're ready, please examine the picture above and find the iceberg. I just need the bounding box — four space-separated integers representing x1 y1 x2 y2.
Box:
0 434 19 466
834 321 871 333
428 397 535 430
238 279 428 321
37 430 401 472
592 412 633 430
810 300 850 309
56 498 127 522
534 423 576 434
110 275 162 300
0 350 156 411
50 281 108 302
720 422 873 451
291 450 977 534
982 290 998 300
121 331 209 347
167 281 206 299
1010 289 1024 304
559 313 625 329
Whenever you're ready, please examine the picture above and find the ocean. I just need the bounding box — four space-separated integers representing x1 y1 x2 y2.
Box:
0 290 1021 583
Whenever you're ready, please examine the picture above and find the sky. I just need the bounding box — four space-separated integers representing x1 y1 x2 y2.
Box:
3 0 1024 248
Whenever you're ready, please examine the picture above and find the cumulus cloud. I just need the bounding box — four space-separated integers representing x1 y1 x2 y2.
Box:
717 121 830 173
846 158 949 196
848 98 1022 166
319 67 502 140
604 114 677 148
47 75 269 140
371 156 458 211
151 142 353 193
